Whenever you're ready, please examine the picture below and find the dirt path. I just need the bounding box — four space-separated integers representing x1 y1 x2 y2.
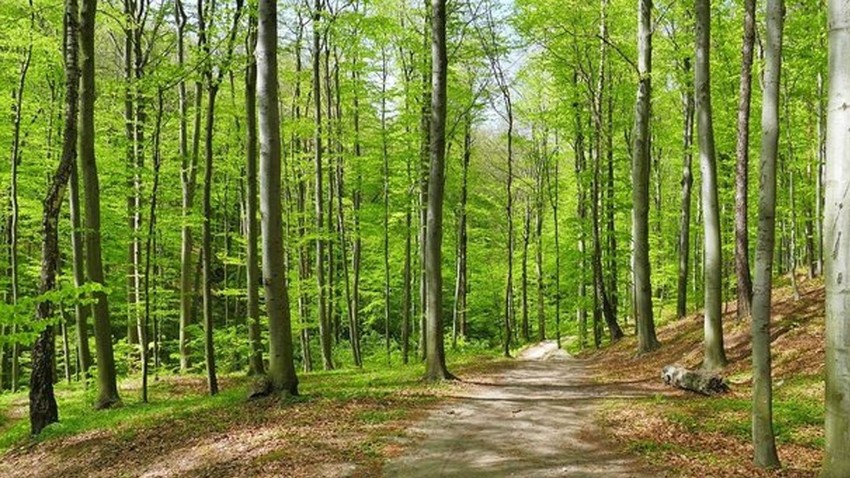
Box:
384 341 656 477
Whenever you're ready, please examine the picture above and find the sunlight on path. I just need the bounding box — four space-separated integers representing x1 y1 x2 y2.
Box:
383 341 655 477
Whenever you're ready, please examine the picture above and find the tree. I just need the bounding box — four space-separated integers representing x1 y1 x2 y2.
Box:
312 0 333 371
30 0 80 435
423 0 453 381
257 0 298 396
80 0 121 408
694 0 727 370
632 0 659 353
244 6 264 376
734 0 756 320
750 0 783 468
823 1 850 475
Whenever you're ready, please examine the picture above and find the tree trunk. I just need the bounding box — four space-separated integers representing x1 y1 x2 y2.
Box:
695 0 727 370
258 0 299 395
175 0 197 374
140 91 164 403
381 50 392 360
633 0 659 352
423 0 453 381
677 55 695 320
574 70 588 349
9 4 33 392
80 0 120 408
824 3 850 475
30 0 78 434
521 200 531 343
750 1 783 466
245 12 264 376
734 0 756 320
312 0 333 371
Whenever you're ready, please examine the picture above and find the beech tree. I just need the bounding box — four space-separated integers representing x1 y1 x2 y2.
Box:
824 1 850 475
750 0 783 468
694 0 727 370
423 0 452 381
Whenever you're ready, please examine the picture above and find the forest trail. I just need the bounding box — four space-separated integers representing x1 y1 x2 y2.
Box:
384 341 656 477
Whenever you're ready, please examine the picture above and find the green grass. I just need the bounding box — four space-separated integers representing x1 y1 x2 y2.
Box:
0 345 508 455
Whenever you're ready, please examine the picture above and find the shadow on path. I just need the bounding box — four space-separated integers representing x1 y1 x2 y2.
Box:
383 341 657 478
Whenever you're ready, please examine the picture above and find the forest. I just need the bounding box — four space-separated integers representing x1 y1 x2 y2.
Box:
0 0 849 476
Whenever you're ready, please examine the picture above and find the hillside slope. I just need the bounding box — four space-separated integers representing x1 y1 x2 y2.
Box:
587 278 825 478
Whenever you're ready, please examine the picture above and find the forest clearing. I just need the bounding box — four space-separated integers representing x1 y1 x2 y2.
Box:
2 0 850 476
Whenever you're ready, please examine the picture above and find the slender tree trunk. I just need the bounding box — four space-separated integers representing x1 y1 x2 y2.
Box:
816 72 825 277
751 0 783 467
175 0 197 374
574 70 588 349
419 9 432 363
381 50 392 360
245 12 264 376
633 0 659 352
9 6 33 392
734 0 756 320
258 0 299 395
547 135 559 346
140 91 164 403
69 161 91 378
521 200 531 343
677 55 695 319
201 81 219 395
312 0 333 371
695 0 728 370
80 0 120 408
592 0 621 344
423 0 453 381
30 0 78 435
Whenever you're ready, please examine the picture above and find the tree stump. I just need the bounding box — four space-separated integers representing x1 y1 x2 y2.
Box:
661 365 729 395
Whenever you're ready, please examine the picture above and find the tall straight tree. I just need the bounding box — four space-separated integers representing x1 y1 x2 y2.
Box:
30 0 79 435
734 0 756 320
174 0 197 374
694 0 727 370
676 52 694 320
423 0 453 381
823 1 850 475
750 0 783 468
257 0 298 395
80 0 121 408
632 0 659 353
312 0 333 371
244 7 264 376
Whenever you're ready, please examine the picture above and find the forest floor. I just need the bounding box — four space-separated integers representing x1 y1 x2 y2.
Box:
587 276 826 478
0 351 510 478
0 278 826 478
383 340 659 477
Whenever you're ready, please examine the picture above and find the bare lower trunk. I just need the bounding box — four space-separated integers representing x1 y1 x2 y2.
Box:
423 0 452 381
695 0 727 370
258 0 298 395
750 0 783 467
633 0 658 352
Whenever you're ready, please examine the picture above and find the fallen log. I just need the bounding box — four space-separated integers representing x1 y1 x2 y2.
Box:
661 365 729 395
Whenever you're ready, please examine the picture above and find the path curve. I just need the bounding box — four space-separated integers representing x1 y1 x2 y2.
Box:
384 341 655 477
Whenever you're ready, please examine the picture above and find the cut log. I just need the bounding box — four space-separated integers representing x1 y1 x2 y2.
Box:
661 364 729 395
